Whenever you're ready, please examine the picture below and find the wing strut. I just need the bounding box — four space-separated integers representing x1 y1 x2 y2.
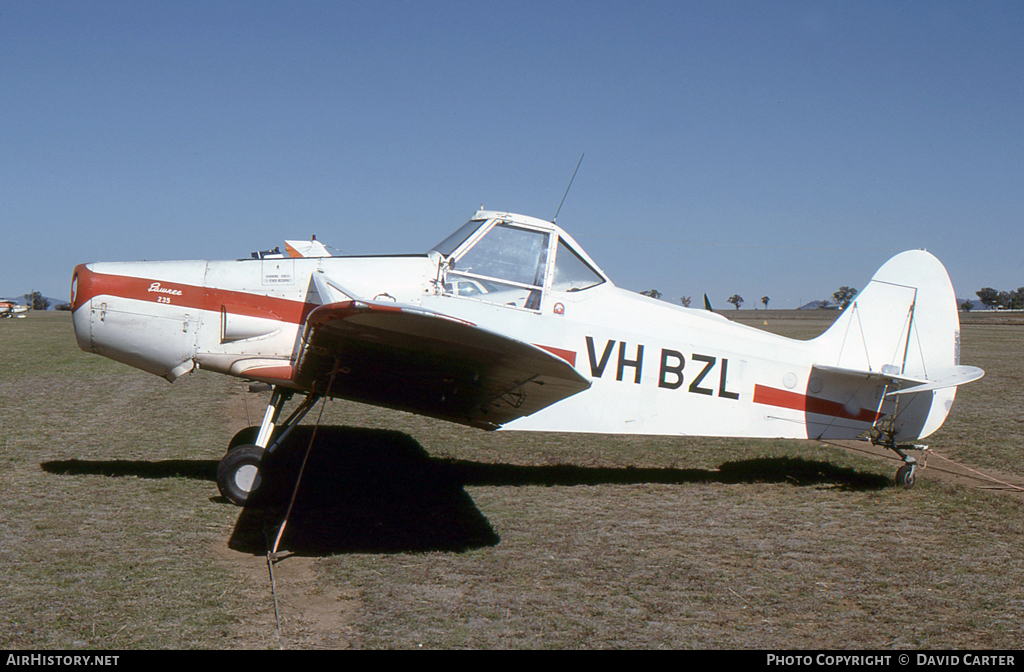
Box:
269 364 341 558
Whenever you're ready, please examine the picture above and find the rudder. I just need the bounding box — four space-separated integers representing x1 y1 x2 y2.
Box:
811 250 962 441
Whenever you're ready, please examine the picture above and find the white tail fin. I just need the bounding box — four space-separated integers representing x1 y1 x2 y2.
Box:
810 250 982 441
814 250 958 377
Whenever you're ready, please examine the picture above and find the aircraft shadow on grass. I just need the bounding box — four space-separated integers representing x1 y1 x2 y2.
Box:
42 426 889 556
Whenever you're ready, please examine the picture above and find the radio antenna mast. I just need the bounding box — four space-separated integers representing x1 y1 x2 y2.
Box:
553 153 585 223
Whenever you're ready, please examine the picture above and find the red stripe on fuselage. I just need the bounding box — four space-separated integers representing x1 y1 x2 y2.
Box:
73 266 582 372
753 384 880 423
72 266 315 325
535 344 577 367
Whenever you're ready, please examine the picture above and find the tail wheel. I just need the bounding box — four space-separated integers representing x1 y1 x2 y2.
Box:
217 444 265 506
896 463 916 488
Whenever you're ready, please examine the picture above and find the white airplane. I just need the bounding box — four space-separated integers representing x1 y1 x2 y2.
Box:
70 210 984 504
0 299 29 318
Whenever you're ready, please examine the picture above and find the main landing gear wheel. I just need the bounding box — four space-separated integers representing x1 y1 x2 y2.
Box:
895 463 916 488
227 426 260 451
217 386 322 506
217 444 265 506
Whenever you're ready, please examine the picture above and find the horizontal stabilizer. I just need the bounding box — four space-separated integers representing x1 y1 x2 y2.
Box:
813 363 984 396
814 363 926 386
884 365 985 396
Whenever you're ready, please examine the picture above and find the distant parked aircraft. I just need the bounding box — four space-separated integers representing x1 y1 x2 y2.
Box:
0 299 28 319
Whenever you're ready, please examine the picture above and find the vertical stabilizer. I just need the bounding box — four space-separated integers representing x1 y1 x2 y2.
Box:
813 250 960 379
811 250 962 440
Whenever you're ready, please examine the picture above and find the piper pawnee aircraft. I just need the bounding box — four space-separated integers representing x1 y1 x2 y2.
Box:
70 210 984 504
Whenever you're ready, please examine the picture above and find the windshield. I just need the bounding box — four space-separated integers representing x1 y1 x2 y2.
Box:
431 219 486 257
456 223 549 287
551 238 605 292
441 221 551 311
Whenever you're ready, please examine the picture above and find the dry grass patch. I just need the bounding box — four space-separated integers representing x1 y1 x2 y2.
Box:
2 311 1022 649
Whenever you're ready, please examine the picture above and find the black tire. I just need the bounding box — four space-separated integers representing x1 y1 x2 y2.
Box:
227 426 259 451
896 463 916 488
228 426 276 452
217 444 265 506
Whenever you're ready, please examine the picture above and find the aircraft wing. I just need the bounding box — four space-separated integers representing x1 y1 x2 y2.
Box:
293 300 591 429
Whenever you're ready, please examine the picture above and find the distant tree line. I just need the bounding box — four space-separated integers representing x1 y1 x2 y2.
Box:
970 287 1024 311
636 286 856 310
13 291 71 311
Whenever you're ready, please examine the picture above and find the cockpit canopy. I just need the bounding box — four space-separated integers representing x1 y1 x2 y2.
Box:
431 211 607 311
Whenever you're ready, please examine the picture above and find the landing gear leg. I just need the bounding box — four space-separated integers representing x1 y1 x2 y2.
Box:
217 386 321 506
871 425 924 489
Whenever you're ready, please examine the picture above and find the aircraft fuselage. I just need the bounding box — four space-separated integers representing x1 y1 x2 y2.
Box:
71 211 966 444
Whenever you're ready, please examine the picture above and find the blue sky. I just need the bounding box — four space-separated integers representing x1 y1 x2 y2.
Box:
3 1 1021 308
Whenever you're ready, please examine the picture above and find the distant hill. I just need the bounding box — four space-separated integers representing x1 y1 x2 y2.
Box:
797 300 839 310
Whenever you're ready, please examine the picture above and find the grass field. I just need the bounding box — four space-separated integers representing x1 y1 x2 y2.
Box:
1 311 1022 649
